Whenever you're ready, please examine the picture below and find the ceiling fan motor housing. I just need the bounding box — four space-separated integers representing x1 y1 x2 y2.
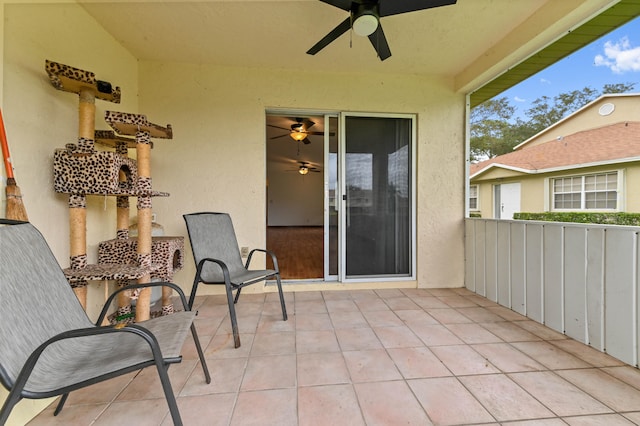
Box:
352 3 380 37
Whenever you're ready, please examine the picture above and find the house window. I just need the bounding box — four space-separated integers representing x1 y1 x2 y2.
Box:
469 185 478 210
552 172 618 210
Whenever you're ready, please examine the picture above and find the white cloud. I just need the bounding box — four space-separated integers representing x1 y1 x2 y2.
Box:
594 36 640 74
513 96 526 103
539 78 551 84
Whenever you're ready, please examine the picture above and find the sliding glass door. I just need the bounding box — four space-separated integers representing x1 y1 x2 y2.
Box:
339 113 415 281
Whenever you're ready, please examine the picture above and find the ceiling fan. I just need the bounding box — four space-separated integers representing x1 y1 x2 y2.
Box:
288 161 322 175
307 0 457 61
268 117 325 145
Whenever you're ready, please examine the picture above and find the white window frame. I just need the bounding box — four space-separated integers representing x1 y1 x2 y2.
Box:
469 184 479 211
551 170 622 212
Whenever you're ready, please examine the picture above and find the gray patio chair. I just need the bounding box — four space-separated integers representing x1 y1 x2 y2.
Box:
183 212 288 348
0 219 210 426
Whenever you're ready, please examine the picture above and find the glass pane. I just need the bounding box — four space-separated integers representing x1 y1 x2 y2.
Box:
327 116 339 277
344 116 412 278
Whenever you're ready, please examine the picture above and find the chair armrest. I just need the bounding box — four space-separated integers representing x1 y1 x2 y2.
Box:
245 248 279 271
7 323 163 392
97 282 190 325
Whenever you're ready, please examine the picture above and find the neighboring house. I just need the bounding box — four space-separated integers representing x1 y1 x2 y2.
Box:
470 93 640 219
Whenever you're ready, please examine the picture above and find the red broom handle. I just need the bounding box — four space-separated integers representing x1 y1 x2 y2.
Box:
0 108 15 180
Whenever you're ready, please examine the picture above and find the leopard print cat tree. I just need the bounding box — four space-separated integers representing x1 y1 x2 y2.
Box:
46 60 183 322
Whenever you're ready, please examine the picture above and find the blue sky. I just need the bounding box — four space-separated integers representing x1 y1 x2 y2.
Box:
498 15 640 119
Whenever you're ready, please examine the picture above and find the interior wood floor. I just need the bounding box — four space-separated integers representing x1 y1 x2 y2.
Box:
266 226 323 280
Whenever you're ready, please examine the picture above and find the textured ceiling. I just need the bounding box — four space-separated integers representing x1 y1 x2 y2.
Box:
77 0 638 104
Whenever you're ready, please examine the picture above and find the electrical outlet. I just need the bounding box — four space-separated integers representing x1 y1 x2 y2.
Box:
240 246 249 257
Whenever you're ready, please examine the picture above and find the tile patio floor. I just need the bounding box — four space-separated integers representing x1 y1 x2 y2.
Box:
27 287 640 425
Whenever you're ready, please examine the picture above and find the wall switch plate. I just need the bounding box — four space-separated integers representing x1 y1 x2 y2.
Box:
240 247 249 257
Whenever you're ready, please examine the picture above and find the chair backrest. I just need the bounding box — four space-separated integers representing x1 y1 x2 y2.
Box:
183 212 246 283
0 221 92 389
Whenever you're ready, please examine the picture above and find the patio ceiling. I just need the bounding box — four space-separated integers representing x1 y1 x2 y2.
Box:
77 0 634 104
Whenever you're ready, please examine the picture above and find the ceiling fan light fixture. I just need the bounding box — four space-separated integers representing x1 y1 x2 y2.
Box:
352 8 379 36
299 166 309 175
290 131 307 142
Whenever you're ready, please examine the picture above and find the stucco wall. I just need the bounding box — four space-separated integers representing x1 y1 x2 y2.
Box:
1 3 138 424
136 61 466 291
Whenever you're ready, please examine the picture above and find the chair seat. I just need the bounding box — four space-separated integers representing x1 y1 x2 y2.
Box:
22 311 195 394
206 269 276 285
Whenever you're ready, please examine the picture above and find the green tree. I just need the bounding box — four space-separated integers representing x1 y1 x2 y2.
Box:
470 82 636 161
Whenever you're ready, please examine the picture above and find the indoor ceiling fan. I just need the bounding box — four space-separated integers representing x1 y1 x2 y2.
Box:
288 161 322 175
268 117 325 145
307 0 458 61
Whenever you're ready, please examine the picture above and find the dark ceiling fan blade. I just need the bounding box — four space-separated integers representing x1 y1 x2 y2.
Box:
302 138 312 145
368 24 391 61
270 134 292 140
307 17 352 56
267 124 291 131
306 131 325 136
379 0 457 17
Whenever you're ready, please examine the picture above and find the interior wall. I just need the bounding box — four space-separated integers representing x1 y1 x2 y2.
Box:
137 61 467 291
1 3 138 422
267 168 324 226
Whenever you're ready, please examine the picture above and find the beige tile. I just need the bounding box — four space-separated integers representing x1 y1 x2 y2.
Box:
325 299 359 312
116 360 196 401
408 377 495 425
472 343 545 373
437 295 478 308
27 403 107 426
298 384 365 426
362 310 404 327
297 352 350 386
322 290 353 300
460 374 555 422
93 399 169 426
457 306 505 323
430 345 500 375
231 389 297 426
383 296 421 311
563 414 637 425
511 341 591 370
407 323 464 346
328 310 369 329
602 365 640 389
445 323 502 344
295 300 328 314
295 312 333 331
373 325 423 348
487 306 530 322
353 298 390 312
180 357 246 396
426 308 474 324
387 347 452 379
296 330 340 353
240 354 297 391
171 393 236 426
335 327 383 351
509 371 612 417
256 313 295 333
348 289 379 299
411 296 450 309
354 381 432 425
216 314 261 334
294 291 323 301
261 301 290 317
480 321 542 342
63 371 136 406
557 368 640 412
374 289 405 298
343 349 402 382
551 339 626 367
205 332 254 358
394 309 439 324
514 319 567 340
249 331 295 356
